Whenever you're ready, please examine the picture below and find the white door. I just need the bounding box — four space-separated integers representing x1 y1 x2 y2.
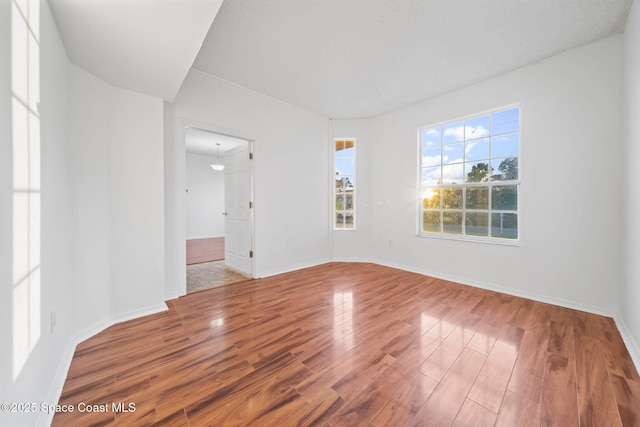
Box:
224 142 253 275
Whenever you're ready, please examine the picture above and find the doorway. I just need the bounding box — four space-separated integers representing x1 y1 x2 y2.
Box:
184 126 254 293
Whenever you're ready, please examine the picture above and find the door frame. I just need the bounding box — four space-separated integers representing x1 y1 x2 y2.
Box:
179 119 257 293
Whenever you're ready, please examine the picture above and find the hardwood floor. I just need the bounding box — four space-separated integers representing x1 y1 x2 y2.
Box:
53 263 640 426
186 237 225 265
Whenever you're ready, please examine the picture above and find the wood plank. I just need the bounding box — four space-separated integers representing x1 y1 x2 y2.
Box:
51 262 639 426
414 347 486 426
576 335 622 427
541 353 579 426
186 237 224 265
496 390 540 427
453 398 498 427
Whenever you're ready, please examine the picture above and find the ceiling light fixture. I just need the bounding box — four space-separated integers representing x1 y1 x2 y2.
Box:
210 143 225 171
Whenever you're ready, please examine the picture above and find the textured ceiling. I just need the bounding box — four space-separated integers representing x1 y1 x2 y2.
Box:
193 0 633 119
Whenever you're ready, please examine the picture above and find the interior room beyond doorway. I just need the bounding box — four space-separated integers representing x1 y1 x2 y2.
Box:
184 127 253 293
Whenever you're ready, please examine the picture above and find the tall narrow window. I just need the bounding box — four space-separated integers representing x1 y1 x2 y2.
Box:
419 106 519 242
334 139 356 230
12 0 41 380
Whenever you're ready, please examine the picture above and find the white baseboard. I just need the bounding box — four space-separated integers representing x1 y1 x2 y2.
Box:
164 290 182 301
38 336 77 427
339 257 639 375
369 258 617 318
613 314 640 377
258 257 331 279
38 301 168 427
38 259 640 427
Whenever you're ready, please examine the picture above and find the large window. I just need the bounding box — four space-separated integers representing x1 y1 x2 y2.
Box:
419 106 520 242
12 0 41 379
334 138 355 229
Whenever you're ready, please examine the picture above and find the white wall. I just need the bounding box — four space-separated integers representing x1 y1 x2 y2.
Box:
67 67 167 325
109 88 165 315
67 64 112 329
366 36 624 315
164 101 183 299
2 2 167 424
167 69 330 284
623 0 640 367
1 1 76 426
186 152 225 239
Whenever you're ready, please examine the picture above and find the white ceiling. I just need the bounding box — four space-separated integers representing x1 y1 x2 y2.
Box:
48 0 634 118
184 127 247 157
193 0 633 118
48 0 223 101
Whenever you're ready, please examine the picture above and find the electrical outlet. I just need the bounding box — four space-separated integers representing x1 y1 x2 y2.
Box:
50 310 56 334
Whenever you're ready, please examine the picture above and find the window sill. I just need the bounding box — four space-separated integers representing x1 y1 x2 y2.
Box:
417 232 520 247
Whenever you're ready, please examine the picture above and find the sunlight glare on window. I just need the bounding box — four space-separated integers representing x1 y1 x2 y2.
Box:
419 106 520 243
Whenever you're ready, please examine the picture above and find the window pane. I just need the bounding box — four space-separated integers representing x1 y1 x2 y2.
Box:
422 127 441 147
343 157 355 175
344 212 354 228
345 194 354 210
335 157 345 175
490 157 518 181
13 192 29 283
12 4 28 104
491 213 517 238
29 113 40 190
443 188 463 209
465 162 491 183
466 187 489 209
419 107 519 241
443 143 464 164
29 193 40 268
344 176 355 191
466 212 489 236
443 212 463 234
336 176 354 192
491 134 519 158
334 138 355 230
422 166 441 186
28 31 39 112
442 163 463 185
423 147 441 167
491 185 518 211
492 108 519 135
443 121 464 144
423 211 441 232
12 98 29 190
465 115 490 139
465 138 489 162
422 188 440 210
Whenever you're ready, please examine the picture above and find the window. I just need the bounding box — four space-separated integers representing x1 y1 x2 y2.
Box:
334 138 355 229
419 106 520 242
12 0 41 379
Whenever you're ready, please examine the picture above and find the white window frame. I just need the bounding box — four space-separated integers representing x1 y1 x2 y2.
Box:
334 138 356 230
418 105 521 245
